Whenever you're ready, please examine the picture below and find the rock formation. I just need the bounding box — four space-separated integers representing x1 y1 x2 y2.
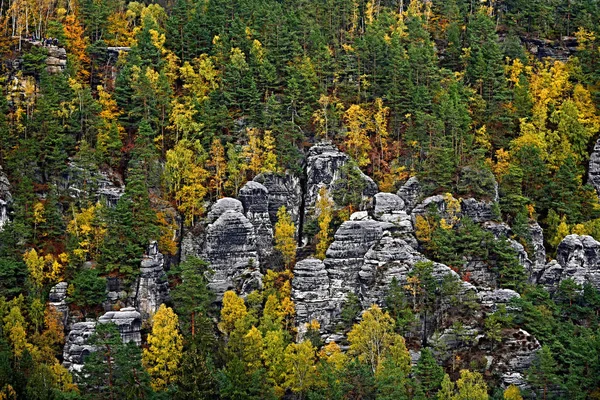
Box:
62 321 97 372
292 258 331 334
397 177 421 212
305 142 377 212
130 242 170 322
238 181 273 259
0 167 11 231
46 46 67 74
49 282 69 327
206 197 244 224
97 307 142 345
588 137 600 195
537 234 600 290
254 172 302 229
203 203 262 300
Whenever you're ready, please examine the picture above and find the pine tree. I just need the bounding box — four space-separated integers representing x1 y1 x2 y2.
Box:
415 348 444 398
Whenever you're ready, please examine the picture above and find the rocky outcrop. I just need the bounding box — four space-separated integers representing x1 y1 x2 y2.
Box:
97 307 142 345
49 282 69 327
529 222 546 274
359 233 474 308
588 137 600 195
460 198 496 223
62 321 96 372
325 220 386 310
397 177 421 212
477 288 520 312
206 197 244 224
238 181 273 259
46 46 67 74
0 167 11 231
373 193 405 216
204 207 261 300
254 172 302 229
292 258 332 334
130 242 169 322
305 142 377 212
66 162 124 207
104 276 128 311
538 235 600 290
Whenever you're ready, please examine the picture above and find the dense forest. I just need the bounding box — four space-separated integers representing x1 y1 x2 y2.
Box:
0 0 600 398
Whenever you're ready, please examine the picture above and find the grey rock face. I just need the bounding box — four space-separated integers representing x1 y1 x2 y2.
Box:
373 192 405 216
104 276 128 311
66 162 124 207
588 137 600 195
477 289 520 312
460 198 496 223
46 46 67 73
529 222 547 279
97 307 142 345
204 209 261 300
359 233 473 308
62 321 97 372
0 167 11 231
538 234 600 290
411 195 453 224
397 177 421 212
130 242 170 322
292 258 332 335
238 181 273 259
206 197 244 224
305 142 377 212
49 282 69 327
254 172 302 230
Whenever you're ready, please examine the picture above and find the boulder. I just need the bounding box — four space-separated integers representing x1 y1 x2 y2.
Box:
397 177 421 212
238 181 273 259
203 209 261 300
97 307 142 345
477 289 520 312
130 242 170 322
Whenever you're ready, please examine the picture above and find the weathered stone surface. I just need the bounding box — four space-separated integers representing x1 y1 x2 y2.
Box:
494 329 540 388
411 195 452 224
49 282 69 327
397 177 421 212
292 258 331 335
238 181 273 259
130 242 170 322
46 46 67 73
538 234 600 290
66 162 124 207
529 222 546 278
254 172 302 230
305 142 377 212
373 192 405 216
62 321 96 372
203 209 261 300
0 167 11 231
589 137 600 195
206 197 244 224
477 289 520 312
322 220 385 327
103 276 128 311
460 198 496 223
359 233 474 308
97 307 142 345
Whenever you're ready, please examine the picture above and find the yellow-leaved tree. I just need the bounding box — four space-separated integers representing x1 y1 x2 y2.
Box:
284 340 317 395
274 206 296 268
67 203 107 262
163 139 209 225
315 187 333 260
218 291 248 335
344 104 373 167
143 304 183 391
347 304 409 374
